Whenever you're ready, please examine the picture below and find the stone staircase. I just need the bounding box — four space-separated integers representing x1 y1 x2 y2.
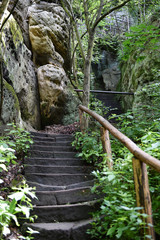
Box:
24 131 99 240
95 93 123 117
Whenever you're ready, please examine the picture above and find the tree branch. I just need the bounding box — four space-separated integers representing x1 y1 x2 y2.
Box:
0 0 10 22
83 0 90 32
60 0 86 61
0 0 19 32
92 0 131 31
71 30 87 65
0 60 3 119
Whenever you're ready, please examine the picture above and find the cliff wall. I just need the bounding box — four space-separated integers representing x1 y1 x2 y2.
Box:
0 0 75 130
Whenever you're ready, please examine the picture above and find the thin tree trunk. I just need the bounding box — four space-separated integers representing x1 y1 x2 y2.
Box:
0 60 3 119
81 31 95 130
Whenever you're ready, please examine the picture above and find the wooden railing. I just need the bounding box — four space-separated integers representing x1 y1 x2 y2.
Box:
79 105 160 240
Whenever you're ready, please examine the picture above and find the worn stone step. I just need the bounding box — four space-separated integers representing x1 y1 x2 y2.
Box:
32 200 99 222
66 180 95 190
27 180 95 191
28 150 78 158
30 131 73 138
33 187 98 206
25 157 85 166
26 219 93 240
25 165 93 174
33 140 72 146
30 145 75 152
27 181 66 191
25 173 94 186
31 136 74 142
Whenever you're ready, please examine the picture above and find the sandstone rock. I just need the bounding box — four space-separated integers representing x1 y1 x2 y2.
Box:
2 80 21 124
120 10 160 112
0 12 41 129
37 64 68 126
8 0 31 49
28 2 70 68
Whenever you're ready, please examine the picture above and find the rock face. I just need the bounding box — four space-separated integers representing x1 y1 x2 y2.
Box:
8 0 31 49
0 0 76 129
102 65 121 91
120 11 160 111
92 50 121 91
28 2 71 127
0 12 41 129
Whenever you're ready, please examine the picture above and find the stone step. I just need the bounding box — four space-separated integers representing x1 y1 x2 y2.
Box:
28 150 78 158
33 187 98 206
25 132 99 240
25 165 93 174
31 136 74 142
25 173 94 186
27 180 95 191
32 200 99 222
30 145 75 152
26 219 93 240
30 131 73 138
25 157 85 166
33 140 72 146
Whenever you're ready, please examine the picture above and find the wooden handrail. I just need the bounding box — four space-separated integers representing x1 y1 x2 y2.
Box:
79 105 160 172
79 105 159 239
79 104 159 239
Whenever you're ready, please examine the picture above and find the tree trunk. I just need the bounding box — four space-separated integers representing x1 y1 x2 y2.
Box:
81 31 95 130
0 60 3 120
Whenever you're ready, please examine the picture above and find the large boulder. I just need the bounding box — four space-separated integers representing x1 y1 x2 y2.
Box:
37 64 68 126
28 2 70 68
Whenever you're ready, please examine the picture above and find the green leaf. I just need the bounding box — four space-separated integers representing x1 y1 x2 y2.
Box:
9 191 24 201
107 226 116 236
2 226 10 236
0 179 4 184
120 206 131 211
0 164 7 171
108 174 115 182
9 199 17 214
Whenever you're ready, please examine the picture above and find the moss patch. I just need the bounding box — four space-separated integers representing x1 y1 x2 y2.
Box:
9 16 23 48
4 80 20 112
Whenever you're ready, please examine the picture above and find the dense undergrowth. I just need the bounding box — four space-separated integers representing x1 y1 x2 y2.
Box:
0 123 38 240
72 92 160 240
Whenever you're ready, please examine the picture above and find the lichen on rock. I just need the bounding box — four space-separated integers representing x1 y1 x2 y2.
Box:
120 11 160 112
0 12 41 129
2 80 21 124
28 2 70 67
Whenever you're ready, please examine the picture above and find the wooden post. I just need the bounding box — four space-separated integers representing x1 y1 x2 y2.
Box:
79 108 83 132
100 127 113 170
132 157 155 240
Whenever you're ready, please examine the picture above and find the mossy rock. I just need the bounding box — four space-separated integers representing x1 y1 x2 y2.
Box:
8 13 23 48
1 80 21 123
